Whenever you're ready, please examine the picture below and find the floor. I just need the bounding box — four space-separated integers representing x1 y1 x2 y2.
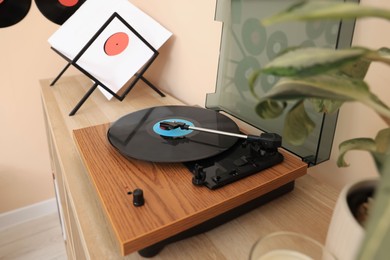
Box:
0 213 67 260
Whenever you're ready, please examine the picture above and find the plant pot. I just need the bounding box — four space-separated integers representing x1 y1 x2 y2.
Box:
325 178 378 260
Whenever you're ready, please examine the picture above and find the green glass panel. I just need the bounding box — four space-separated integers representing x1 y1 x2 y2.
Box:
207 0 359 165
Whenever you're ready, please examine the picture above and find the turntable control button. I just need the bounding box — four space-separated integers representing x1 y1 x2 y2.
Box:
133 188 145 207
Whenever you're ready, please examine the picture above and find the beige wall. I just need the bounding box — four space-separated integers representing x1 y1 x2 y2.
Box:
1 0 389 213
131 0 222 107
0 4 76 212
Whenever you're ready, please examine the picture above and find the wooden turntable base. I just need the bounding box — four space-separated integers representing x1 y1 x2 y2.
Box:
73 123 307 256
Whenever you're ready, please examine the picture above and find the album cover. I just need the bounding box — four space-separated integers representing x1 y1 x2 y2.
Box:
48 0 172 99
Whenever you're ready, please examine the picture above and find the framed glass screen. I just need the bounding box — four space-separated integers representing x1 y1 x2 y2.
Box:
207 0 359 166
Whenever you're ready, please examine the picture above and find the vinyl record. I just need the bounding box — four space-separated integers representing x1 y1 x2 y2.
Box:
0 0 32 28
107 106 240 163
35 0 86 25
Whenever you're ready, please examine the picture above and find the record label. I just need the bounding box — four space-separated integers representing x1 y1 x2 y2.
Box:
0 0 32 28
107 106 240 162
104 32 130 56
58 0 78 7
35 0 86 25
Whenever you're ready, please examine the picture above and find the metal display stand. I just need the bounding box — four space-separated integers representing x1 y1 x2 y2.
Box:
50 12 165 116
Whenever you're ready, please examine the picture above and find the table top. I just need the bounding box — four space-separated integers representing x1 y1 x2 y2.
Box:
41 74 339 259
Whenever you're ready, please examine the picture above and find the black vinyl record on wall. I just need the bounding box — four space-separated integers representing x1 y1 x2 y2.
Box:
35 0 86 25
0 0 32 28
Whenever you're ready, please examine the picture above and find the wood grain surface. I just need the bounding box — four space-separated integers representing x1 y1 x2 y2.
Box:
73 123 307 255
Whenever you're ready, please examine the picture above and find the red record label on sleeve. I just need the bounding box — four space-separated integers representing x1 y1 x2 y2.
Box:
104 32 130 56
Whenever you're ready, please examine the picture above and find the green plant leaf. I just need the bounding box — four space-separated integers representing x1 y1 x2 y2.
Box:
259 74 365 101
260 47 369 77
255 100 286 119
262 0 390 25
254 74 390 146
365 47 390 66
283 101 316 145
250 48 390 90
337 138 377 167
249 70 262 99
378 47 390 56
340 58 371 80
256 74 390 120
337 128 390 169
309 98 343 114
375 128 390 153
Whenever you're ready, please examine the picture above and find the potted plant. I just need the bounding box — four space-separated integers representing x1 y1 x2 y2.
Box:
249 1 390 259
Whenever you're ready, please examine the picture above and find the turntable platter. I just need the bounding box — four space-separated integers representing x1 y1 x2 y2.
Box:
107 106 240 162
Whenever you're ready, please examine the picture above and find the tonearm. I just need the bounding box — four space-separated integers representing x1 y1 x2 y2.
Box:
159 121 282 153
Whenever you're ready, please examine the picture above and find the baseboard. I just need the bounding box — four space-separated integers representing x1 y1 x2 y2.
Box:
0 198 58 231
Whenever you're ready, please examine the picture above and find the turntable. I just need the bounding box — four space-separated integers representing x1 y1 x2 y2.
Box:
73 107 307 257
106 105 284 190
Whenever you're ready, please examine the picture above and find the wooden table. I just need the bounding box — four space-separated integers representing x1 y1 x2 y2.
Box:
41 74 339 259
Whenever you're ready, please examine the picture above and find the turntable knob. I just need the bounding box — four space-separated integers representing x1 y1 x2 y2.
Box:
133 188 145 207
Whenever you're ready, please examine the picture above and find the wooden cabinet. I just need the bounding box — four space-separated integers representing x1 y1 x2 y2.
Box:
41 75 339 259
